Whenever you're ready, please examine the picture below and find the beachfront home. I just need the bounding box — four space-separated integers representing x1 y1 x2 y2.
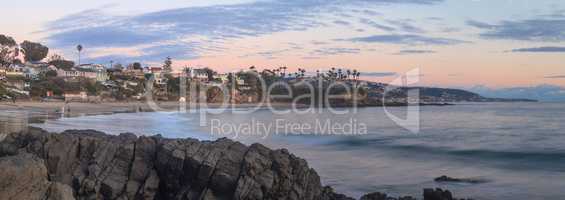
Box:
57 68 99 80
8 63 24 72
123 68 145 79
76 64 105 71
148 67 167 85
187 68 209 81
216 73 245 85
76 64 108 82
5 71 24 79
23 67 40 80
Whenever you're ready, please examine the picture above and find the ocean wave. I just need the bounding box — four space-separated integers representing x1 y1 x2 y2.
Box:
325 137 565 171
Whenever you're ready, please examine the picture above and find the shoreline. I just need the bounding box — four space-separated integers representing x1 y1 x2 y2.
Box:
0 101 302 118
0 101 458 115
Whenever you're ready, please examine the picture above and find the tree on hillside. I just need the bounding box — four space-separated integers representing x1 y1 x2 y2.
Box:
132 62 142 70
0 34 18 67
48 54 75 70
76 45 83 65
203 67 216 81
48 59 75 70
163 57 173 74
20 41 49 62
113 63 124 70
0 35 17 47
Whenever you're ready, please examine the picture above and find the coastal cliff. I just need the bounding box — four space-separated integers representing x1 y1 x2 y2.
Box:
0 128 469 200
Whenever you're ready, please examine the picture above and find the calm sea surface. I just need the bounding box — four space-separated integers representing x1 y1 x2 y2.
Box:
2 102 565 199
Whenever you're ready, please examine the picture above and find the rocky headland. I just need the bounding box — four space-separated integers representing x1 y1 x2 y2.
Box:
0 128 471 200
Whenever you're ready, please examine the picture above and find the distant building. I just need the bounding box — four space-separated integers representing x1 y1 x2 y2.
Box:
57 68 100 80
148 67 167 85
8 63 24 72
216 73 244 85
5 71 24 78
123 68 145 79
23 67 40 80
187 68 209 81
76 64 105 71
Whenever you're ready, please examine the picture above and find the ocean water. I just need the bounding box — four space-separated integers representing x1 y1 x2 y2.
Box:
3 102 565 199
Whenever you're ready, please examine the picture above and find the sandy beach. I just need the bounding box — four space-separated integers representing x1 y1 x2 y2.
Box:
0 101 298 117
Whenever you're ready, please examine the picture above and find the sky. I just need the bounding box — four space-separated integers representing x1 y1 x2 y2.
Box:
2 0 565 88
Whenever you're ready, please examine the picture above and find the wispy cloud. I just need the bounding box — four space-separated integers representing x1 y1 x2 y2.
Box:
394 49 436 55
362 72 398 77
467 18 565 42
342 34 468 45
511 46 565 53
359 18 396 31
386 19 426 33
545 75 565 79
333 20 351 26
43 0 444 62
311 48 361 56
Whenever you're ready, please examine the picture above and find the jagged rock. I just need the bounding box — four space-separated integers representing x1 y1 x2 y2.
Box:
423 188 472 200
320 186 355 200
0 128 472 200
46 182 75 200
0 153 75 200
0 128 351 200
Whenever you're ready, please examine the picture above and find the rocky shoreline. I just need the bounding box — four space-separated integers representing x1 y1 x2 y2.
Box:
0 128 471 200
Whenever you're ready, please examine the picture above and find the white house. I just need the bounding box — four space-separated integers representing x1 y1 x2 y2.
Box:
76 64 105 71
188 68 209 81
57 68 98 80
23 67 40 80
149 67 167 85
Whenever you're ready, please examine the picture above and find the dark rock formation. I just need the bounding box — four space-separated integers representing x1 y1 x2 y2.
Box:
0 153 74 200
434 176 489 184
0 128 345 200
0 128 471 200
360 192 416 200
423 188 473 200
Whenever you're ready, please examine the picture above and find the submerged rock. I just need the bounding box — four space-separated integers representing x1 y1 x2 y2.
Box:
0 128 472 200
360 192 416 200
434 175 489 184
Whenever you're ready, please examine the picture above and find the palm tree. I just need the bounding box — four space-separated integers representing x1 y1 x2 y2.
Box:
337 69 343 80
346 69 351 80
76 45 83 66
